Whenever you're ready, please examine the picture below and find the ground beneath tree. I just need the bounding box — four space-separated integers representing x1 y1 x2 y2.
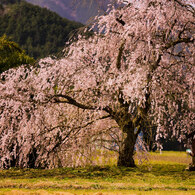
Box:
0 151 194 195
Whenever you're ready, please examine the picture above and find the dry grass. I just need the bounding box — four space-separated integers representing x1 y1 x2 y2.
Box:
148 151 191 164
0 190 195 195
0 151 194 195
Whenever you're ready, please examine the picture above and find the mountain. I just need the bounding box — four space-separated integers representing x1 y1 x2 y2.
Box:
25 0 111 24
0 0 83 59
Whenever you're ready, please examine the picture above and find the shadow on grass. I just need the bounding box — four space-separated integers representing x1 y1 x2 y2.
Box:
0 166 136 179
0 164 193 180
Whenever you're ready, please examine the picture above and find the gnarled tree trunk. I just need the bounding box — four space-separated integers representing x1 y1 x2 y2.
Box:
117 126 137 167
114 108 138 167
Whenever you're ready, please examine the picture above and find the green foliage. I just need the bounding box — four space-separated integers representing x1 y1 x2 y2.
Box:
0 35 34 73
0 1 83 59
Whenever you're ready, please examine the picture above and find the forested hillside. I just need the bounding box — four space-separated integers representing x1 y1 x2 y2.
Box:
0 0 83 59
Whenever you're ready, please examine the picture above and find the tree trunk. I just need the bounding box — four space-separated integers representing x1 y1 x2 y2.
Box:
189 138 195 171
117 125 137 167
187 132 195 171
27 148 38 168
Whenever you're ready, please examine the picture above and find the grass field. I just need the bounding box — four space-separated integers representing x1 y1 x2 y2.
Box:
0 151 194 195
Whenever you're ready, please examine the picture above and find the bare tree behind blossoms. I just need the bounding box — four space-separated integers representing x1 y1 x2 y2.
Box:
0 0 194 168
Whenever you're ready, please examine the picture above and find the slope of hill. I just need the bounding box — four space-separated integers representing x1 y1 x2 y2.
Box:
25 0 111 24
0 0 83 59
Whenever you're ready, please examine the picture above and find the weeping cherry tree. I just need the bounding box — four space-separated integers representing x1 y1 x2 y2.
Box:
0 0 194 168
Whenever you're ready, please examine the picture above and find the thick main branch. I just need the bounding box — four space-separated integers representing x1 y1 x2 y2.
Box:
54 94 96 110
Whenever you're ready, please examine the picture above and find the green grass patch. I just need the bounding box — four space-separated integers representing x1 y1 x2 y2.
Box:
0 151 194 194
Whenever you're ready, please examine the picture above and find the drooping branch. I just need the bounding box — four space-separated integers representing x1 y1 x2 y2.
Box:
53 94 114 116
178 21 194 39
116 15 126 26
47 114 112 153
53 94 96 110
163 37 194 50
116 41 125 70
174 0 195 16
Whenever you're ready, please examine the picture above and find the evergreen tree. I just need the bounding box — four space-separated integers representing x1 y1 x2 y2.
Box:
0 35 34 73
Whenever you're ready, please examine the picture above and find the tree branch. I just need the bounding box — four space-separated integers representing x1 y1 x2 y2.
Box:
174 0 195 16
47 114 111 153
163 37 194 50
53 94 95 110
116 17 126 26
53 94 114 117
116 41 125 70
